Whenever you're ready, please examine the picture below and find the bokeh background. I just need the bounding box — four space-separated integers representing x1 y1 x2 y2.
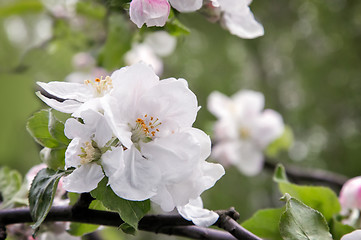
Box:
1 0 361 239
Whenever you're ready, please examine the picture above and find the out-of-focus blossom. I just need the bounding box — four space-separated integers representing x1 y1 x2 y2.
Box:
339 176 361 211
41 0 78 19
341 230 361 240
208 90 284 176
129 0 202 28
124 31 177 75
203 0 264 39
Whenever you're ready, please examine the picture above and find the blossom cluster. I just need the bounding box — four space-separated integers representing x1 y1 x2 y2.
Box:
36 62 225 226
208 90 284 176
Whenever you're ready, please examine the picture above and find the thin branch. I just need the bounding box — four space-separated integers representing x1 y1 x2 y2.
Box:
264 159 348 190
216 209 262 240
0 207 240 240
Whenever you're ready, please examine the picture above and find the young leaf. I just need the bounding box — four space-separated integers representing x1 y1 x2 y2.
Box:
26 109 66 149
279 193 333 240
91 178 150 230
266 125 293 158
0 167 24 209
242 208 284 240
29 168 67 229
274 164 341 221
48 110 70 146
40 147 66 170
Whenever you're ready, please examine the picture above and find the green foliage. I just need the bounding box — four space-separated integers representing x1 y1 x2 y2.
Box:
0 167 28 209
76 1 106 20
273 164 341 222
279 194 332 240
98 14 132 71
165 17 190 37
28 168 67 230
91 178 151 230
266 126 293 158
330 217 355 240
242 208 284 240
0 1 43 18
27 109 69 169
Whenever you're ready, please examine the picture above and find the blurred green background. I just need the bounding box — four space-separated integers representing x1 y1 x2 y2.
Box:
1 0 361 239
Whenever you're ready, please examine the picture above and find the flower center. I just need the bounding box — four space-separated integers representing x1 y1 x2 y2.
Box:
78 141 101 164
84 76 113 97
131 114 162 143
239 127 250 139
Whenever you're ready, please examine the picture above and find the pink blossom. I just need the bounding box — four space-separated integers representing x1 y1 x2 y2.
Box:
339 176 361 210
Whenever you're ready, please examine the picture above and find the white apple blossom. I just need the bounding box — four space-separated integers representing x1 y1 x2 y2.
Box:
204 0 264 39
177 197 219 227
208 90 284 176
341 230 361 240
124 31 177 75
102 62 224 212
129 0 202 28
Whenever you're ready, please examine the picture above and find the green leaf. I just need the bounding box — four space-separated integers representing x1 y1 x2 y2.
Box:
0 167 24 209
242 208 284 240
0 1 43 18
266 126 293 157
330 217 355 240
76 1 106 20
119 223 136 235
68 222 99 236
91 178 150 230
273 164 341 222
279 193 333 240
165 18 190 37
48 110 70 146
29 168 67 229
40 147 66 170
26 109 66 149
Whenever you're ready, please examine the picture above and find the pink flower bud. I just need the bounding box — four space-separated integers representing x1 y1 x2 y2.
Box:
339 176 361 210
130 0 170 28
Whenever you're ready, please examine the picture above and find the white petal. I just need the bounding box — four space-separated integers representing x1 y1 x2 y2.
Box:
184 128 211 161
130 0 170 28
150 184 175 212
207 91 233 119
144 31 177 57
101 146 124 178
36 92 81 114
254 109 284 148
177 197 219 227
141 131 200 182
138 78 198 128
233 90 265 117
341 230 361 240
222 7 264 39
63 164 104 193
65 138 83 168
64 118 89 140
168 0 202 12
37 81 93 102
108 146 161 201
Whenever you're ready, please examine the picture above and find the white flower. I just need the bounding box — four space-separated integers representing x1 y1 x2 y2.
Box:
177 197 219 227
124 31 177 75
102 62 224 211
207 0 264 39
129 0 202 28
341 230 361 240
339 176 361 211
208 90 284 176
37 72 114 117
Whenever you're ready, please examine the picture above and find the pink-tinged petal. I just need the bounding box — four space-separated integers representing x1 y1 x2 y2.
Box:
254 109 284 148
221 7 264 39
141 131 200 182
339 176 361 210
107 146 161 201
36 92 81 114
37 81 93 102
130 0 170 28
138 78 198 128
177 197 219 227
63 163 104 193
341 230 361 240
168 0 202 12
